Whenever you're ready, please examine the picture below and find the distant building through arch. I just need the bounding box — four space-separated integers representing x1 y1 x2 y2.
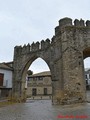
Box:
26 71 52 99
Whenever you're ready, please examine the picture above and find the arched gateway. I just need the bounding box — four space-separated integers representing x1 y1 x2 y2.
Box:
12 17 90 104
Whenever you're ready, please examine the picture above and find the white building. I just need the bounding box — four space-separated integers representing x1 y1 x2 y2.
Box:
0 62 13 97
85 68 90 90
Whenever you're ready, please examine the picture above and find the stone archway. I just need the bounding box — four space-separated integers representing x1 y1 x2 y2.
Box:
21 57 52 98
12 40 62 103
12 17 90 104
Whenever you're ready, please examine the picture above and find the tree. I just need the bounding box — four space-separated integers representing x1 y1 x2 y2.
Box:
27 70 33 75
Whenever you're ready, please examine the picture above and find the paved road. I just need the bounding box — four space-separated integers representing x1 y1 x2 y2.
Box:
0 100 90 120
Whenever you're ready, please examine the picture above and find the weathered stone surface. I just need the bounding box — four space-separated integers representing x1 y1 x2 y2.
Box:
12 17 90 104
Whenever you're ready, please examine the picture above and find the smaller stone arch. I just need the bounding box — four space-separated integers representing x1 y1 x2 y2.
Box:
12 52 53 102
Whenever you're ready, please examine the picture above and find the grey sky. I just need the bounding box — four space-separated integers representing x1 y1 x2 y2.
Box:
0 0 90 73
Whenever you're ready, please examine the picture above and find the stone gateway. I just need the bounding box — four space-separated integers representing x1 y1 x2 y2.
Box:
12 17 90 104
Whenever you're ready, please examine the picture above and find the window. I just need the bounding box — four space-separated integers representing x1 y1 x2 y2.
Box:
38 77 43 80
85 75 87 79
44 88 47 95
27 77 32 81
0 73 4 86
33 77 37 81
32 88 37 96
86 80 88 85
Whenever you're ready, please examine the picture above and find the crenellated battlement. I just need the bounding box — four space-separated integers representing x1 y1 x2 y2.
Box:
14 17 90 56
55 17 90 35
59 17 72 27
14 38 51 56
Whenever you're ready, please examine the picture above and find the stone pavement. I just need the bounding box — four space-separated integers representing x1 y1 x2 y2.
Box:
0 100 90 120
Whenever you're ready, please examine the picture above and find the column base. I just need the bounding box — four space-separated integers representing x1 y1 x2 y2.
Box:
52 90 86 105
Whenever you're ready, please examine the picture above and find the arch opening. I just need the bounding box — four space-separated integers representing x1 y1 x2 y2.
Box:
30 58 50 74
22 57 52 100
83 48 90 102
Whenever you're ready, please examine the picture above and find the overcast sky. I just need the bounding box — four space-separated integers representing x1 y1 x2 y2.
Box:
0 0 90 73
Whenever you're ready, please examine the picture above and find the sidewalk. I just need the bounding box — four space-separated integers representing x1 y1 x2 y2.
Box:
27 95 52 100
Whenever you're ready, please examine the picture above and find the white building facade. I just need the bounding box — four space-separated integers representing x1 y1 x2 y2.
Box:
0 62 13 97
0 69 12 88
85 69 90 90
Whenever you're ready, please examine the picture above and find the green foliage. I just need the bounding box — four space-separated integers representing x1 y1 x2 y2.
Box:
27 70 33 75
